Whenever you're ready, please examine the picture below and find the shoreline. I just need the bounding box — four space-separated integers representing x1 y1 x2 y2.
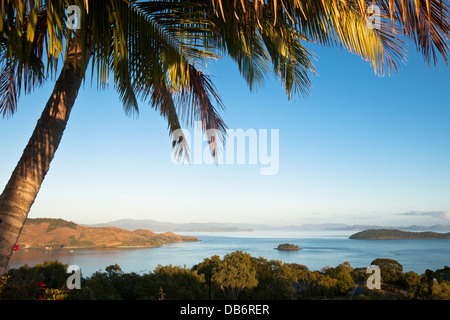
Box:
17 240 201 251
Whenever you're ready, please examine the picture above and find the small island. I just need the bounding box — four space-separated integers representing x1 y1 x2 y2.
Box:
275 243 301 251
349 229 450 240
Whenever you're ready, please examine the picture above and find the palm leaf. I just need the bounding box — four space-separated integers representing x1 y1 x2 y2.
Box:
2 0 449 158
206 0 450 73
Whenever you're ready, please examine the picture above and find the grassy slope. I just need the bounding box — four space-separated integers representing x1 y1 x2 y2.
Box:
18 218 199 249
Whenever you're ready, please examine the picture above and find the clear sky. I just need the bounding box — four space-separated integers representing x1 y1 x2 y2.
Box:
1 42 449 227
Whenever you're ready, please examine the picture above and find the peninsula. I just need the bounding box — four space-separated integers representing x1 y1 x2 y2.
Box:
16 218 199 250
349 229 450 240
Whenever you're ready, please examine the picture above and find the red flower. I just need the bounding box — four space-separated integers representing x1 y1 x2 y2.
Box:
14 244 19 251
36 281 46 287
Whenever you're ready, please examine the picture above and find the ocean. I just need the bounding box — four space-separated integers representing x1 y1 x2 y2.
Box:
8 230 450 277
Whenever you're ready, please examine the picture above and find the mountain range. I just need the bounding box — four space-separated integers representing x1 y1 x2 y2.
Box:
84 219 450 233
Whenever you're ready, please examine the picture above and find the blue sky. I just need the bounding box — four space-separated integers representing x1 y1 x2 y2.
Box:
1 42 449 226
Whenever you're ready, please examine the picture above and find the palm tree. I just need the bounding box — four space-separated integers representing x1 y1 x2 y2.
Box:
0 0 449 278
0 0 226 277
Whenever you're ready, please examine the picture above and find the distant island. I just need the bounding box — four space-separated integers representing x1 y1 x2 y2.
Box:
85 218 450 233
349 229 450 240
86 218 253 232
275 243 301 251
16 218 199 250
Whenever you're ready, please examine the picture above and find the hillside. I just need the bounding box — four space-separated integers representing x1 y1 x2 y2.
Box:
17 218 199 249
349 229 450 240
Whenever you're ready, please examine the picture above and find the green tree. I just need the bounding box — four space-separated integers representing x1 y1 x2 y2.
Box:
324 261 355 295
139 265 207 300
351 267 368 283
192 255 222 276
402 271 421 299
212 251 258 300
103 265 142 300
248 257 298 299
293 268 335 299
416 270 433 298
79 264 144 300
1 0 450 278
431 281 450 300
82 270 122 300
371 258 404 284
0 260 70 300
312 275 340 298
443 266 450 280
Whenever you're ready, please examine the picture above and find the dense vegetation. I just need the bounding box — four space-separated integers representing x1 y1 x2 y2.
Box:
350 229 450 240
276 244 301 251
26 218 78 232
1 251 449 300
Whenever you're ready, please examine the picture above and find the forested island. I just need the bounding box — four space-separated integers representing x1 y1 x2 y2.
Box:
275 243 301 251
349 229 450 240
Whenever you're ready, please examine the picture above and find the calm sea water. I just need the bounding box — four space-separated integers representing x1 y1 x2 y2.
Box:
8 230 450 277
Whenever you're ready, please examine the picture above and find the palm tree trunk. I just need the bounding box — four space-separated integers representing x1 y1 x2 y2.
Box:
0 38 91 277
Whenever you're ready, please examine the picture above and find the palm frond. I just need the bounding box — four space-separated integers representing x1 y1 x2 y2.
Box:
145 63 227 162
180 64 227 159
2 0 449 159
198 0 318 97
0 59 18 117
110 1 226 159
148 78 191 162
374 0 450 66
207 0 450 73
0 35 45 117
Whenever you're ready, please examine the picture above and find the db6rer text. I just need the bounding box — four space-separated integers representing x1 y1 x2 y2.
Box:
224 304 269 315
